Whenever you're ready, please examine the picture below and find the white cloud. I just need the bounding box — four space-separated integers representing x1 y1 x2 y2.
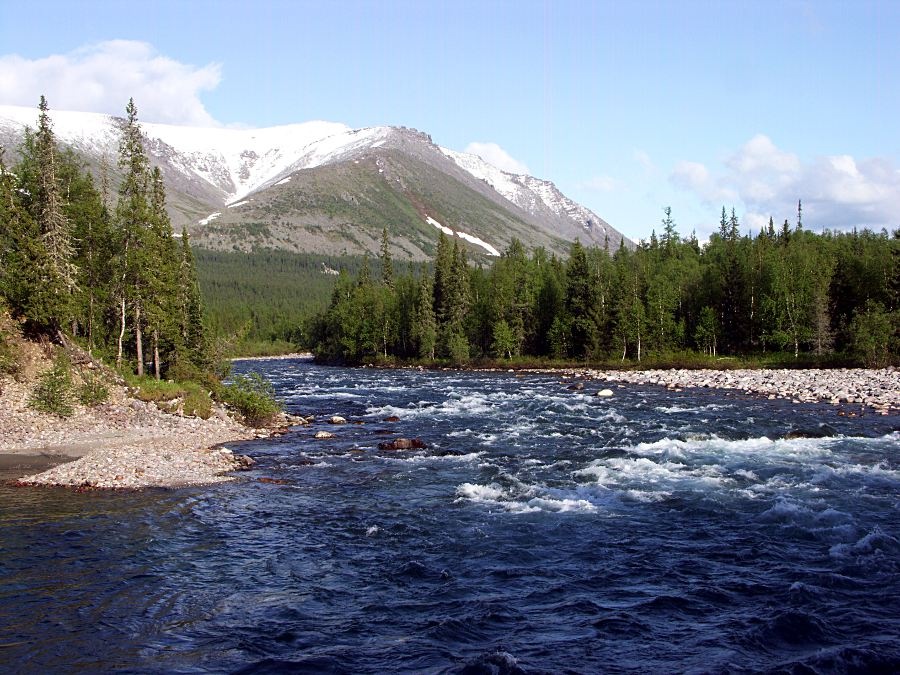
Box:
670 160 735 203
669 134 900 230
464 142 530 174
0 40 222 126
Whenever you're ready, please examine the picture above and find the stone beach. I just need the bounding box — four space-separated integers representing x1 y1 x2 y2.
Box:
565 367 899 413
0 377 290 489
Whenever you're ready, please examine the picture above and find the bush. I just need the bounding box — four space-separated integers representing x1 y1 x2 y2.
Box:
125 374 214 419
0 334 20 377
182 383 213 419
29 353 75 417
221 372 281 427
77 370 109 407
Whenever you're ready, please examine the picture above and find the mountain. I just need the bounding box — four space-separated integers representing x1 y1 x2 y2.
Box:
0 104 630 259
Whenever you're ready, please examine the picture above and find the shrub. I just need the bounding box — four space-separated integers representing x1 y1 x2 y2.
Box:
182 383 213 419
0 334 21 377
221 372 281 427
77 370 110 407
29 353 75 417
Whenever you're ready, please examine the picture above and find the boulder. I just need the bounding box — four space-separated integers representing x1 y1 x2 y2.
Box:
315 431 335 439
568 382 585 391
596 389 614 397
328 416 347 424
378 438 427 451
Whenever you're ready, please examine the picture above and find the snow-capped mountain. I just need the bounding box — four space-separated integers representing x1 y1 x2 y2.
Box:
0 104 629 258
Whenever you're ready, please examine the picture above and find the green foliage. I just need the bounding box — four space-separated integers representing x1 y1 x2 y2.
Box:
308 209 898 368
447 330 470 366
0 329 21 377
848 301 897 368
77 370 109 406
221 372 282 427
29 352 75 417
125 374 214 419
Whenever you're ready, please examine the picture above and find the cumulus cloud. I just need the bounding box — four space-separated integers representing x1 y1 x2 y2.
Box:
0 40 222 126
464 142 530 174
669 134 900 230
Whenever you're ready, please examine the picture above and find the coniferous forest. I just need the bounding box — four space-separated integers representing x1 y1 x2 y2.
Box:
2 99 897 371
310 212 899 368
0 98 208 378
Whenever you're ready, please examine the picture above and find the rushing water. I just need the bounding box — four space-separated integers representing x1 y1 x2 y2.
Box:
2 359 899 673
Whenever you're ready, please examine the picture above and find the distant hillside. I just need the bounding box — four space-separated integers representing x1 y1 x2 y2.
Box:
0 104 631 260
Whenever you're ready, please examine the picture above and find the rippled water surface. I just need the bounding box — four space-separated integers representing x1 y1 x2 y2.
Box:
2 359 899 673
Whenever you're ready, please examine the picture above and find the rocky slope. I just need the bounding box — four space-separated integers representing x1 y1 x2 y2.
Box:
0 104 629 260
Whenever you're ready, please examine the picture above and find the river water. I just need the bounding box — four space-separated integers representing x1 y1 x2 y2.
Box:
2 359 899 673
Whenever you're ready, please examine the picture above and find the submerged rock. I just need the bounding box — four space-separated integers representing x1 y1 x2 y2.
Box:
378 438 427 451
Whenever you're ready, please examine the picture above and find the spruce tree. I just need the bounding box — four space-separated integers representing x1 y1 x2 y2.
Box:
115 98 153 374
380 227 394 288
178 227 207 368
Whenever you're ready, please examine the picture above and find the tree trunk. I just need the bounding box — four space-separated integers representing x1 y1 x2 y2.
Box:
135 303 144 377
116 295 126 368
153 329 161 380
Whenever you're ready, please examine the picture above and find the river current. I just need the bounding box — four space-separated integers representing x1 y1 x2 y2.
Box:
2 359 899 673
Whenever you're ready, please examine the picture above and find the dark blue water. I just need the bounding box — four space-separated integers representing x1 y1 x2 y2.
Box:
2 359 899 673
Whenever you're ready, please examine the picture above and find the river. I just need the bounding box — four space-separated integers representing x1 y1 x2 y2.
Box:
2 359 899 672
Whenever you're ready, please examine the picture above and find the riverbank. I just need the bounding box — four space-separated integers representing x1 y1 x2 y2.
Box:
533 366 899 414
0 376 278 489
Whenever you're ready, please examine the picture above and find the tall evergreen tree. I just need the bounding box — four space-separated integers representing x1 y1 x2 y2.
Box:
115 98 153 374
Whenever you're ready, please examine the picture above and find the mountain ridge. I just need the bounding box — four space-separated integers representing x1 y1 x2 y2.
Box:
0 103 631 259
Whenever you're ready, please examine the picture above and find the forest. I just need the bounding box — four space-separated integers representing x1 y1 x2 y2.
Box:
0 98 208 379
309 211 899 368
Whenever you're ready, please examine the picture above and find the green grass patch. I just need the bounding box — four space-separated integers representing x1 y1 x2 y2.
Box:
125 374 214 419
220 372 282 427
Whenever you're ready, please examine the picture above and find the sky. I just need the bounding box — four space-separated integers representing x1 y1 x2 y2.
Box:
1 0 898 241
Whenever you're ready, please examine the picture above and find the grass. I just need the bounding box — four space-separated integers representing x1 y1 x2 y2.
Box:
125 374 214 419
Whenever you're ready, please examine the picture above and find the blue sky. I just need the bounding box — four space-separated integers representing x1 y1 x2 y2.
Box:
1 0 898 240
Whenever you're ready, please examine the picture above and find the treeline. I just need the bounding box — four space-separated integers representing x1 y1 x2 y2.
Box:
310 210 899 367
0 98 208 378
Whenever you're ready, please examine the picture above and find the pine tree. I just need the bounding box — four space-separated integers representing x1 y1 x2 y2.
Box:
412 274 437 360
178 227 207 367
380 227 394 288
17 97 80 332
145 166 180 378
115 98 152 374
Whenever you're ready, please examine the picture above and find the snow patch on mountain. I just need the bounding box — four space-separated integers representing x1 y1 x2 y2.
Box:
425 215 500 256
440 145 614 241
0 104 390 203
457 230 500 257
199 212 221 225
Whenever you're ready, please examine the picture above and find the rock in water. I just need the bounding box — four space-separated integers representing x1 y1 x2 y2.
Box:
315 431 335 439
378 438 427 451
328 416 347 424
596 389 614 397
